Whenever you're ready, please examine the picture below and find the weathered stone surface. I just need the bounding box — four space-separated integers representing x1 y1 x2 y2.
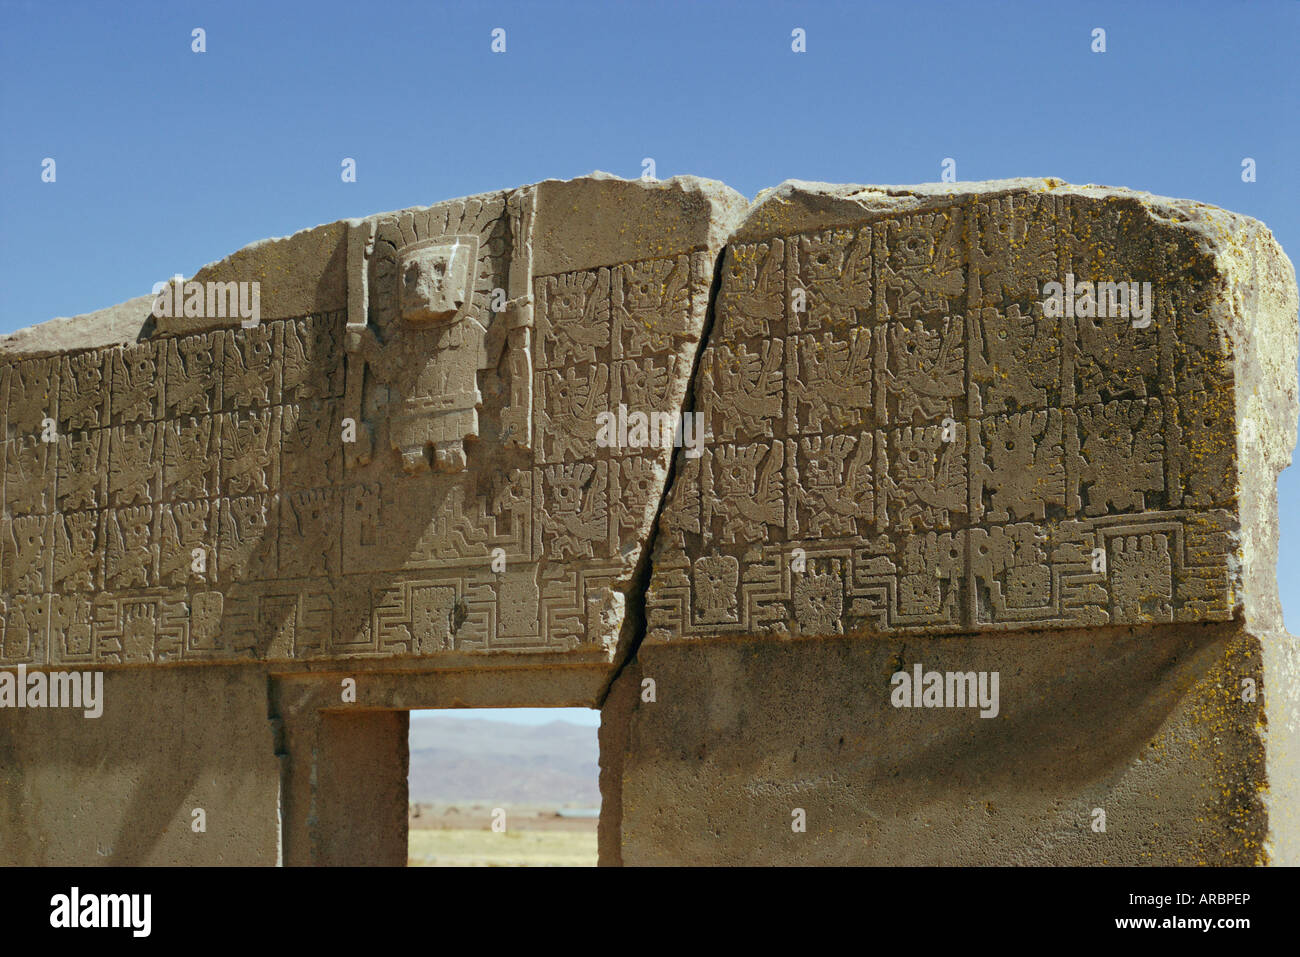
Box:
603 625 1273 865
0 173 746 667
646 179 1297 641
0 665 280 864
0 295 157 359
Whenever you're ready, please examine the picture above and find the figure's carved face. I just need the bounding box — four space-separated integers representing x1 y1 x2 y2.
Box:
399 241 470 323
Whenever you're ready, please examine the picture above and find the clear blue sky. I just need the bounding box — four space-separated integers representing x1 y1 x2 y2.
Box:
3 0 1297 641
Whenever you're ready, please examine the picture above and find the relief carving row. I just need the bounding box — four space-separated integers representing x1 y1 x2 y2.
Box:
2 315 344 441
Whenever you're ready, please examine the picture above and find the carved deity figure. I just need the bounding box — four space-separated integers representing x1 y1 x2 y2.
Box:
349 237 486 472
345 189 535 475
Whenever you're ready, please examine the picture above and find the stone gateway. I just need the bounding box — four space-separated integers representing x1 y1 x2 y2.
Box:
0 174 1296 866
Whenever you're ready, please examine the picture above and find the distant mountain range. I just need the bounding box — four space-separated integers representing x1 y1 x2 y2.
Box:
407 715 601 806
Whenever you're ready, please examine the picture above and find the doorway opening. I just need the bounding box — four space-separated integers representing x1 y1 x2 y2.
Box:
406 707 600 866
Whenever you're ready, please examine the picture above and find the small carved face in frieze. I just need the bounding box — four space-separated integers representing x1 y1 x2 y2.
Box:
398 241 471 323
